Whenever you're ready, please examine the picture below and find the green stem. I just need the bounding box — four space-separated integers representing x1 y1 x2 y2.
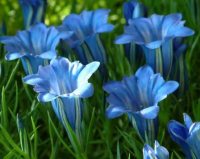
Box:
155 47 163 75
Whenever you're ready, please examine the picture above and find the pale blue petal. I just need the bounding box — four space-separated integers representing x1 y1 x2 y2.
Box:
139 106 159 119
72 83 94 98
39 50 57 59
77 61 100 84
145 40 162 49
174 27 195 37
183 113 193 129
38 93 57 102
155 81 179 102
23 74 42 85
5 52 24 60
115 34 134 44
143 144 156 158
106 105 129 119
96 24 114 33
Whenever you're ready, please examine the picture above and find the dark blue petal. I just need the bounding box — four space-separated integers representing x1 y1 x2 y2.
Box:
168 120 192 158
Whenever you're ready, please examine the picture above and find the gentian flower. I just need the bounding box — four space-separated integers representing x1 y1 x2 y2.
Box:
23 57 100 130
58 9 114 74
103 65 179 144
143 141 169 159
122 0 147 67
168 113 200 159
19 0 47 28
0 23 72 74
115 13 194 79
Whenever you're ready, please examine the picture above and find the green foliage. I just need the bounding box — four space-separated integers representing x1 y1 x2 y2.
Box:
0 0 200 158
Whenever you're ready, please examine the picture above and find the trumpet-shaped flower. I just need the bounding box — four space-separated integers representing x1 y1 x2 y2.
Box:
19 0 47 28
143 141 169 159
115 13 194 48
104 65 178 144
0 23 72 74
23 57 100 129
122 0 147 67
115 13 194 79
58 9 114 68
168 113 200 159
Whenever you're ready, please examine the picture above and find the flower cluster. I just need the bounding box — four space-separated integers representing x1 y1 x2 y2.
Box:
116 10 194 93
0 0 197 158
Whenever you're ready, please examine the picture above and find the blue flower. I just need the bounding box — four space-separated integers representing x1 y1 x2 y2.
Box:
168 113 200 159
115 13 194 80
104 65 178 144
123 0 147 23
143 141 169 159
23 57 100 129
58 9 114 67
0 23 72 74
19 0 47 28
122 0 147 67
115 13 194 48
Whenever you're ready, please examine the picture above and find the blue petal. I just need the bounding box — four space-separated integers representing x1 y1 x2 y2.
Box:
23 74 42 85
38 93 57 102
139 106 159 119
155 81 179 102
168 120 188 141
183 113 193 129
174 27 195 37
145 40 162 49
168 120 191 158
72 83 94 98
103 81 121 93
154 141 169 159
106 105 129 119
96 24 114 33
77 61 100 84
135 65 154 81
5 52 24 60
187 123 200 157
115 34 134 44
39 50 57 59
143 144 156 158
